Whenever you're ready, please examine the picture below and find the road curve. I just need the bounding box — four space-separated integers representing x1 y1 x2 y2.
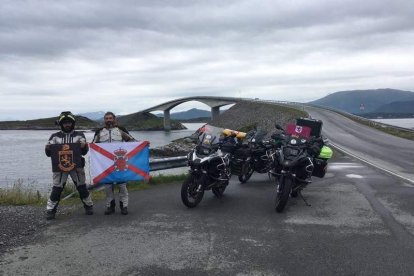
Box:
305 106 414 183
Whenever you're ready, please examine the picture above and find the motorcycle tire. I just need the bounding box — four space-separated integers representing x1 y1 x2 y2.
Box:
181 175 204 208
212 186 227 198
238 164 254 183
275 175 293 213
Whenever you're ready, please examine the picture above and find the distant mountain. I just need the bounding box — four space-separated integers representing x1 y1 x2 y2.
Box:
310 88 414 114
78 111 106 121
360 100 414 119
0 115 99 130
374 100 414 113
0 111 186 131
156 108 211 120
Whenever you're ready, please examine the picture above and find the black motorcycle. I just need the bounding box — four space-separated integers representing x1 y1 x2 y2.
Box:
181 129 231 208
220 129 273 184
236 129 276 183
270 125 324 212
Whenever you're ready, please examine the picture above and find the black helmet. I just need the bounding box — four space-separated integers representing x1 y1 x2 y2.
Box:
57 111 76 132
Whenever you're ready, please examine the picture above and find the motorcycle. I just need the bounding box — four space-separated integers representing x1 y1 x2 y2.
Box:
236 129 277 183
181 127 231 208
220 128 274 184
270 124 326 212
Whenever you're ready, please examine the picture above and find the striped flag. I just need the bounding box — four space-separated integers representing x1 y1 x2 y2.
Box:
89 141 150 185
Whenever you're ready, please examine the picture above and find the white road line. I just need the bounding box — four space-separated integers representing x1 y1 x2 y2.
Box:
346 174 364 179
330 143 414 184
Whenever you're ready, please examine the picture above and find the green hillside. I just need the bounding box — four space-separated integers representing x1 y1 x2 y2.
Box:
117 112 186 130
360 100 414 119
0 111 186 131
310 88 414 114
374 100 414 113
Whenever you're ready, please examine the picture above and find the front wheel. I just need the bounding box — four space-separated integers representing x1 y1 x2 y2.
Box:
238 163 254 183
275 175 293 213
181 175 204 208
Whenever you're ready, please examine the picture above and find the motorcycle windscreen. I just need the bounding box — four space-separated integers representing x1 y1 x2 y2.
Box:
252 129 268 143
196 124 224 155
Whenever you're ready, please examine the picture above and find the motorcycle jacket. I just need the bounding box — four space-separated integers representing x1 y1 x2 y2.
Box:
92 126 134 143
45 130 88 160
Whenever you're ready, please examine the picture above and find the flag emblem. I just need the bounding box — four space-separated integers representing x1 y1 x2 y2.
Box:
114 148 128 171
50 143 81 172
58 144 76 172
90 141 150 185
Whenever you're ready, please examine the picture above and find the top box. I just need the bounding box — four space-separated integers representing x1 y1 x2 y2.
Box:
296 118 323 137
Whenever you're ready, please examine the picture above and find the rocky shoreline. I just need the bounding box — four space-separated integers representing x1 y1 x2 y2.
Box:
151 137 197 157
150 101 307 157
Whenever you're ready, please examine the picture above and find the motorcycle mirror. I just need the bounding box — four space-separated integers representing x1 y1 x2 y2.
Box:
275 124 283 130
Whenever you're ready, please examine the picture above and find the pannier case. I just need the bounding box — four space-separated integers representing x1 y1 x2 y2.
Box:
312 146 333 178
312 158 328 178
296 118 323 137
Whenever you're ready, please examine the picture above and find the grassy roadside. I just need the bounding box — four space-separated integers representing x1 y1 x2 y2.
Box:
0 173 188 206
347 116 414 140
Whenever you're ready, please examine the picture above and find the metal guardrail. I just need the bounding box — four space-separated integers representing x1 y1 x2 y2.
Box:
72 156 189 198
149 156 188 171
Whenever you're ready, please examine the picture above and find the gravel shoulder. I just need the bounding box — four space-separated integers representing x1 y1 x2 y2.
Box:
0 205 76 255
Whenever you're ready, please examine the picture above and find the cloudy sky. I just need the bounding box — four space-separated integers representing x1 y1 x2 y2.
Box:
1 0 413 120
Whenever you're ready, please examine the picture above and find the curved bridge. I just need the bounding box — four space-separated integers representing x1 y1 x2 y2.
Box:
141 96 242 130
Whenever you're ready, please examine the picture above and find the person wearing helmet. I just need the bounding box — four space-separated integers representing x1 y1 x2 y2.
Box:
92 111 135 215
44 111 94 220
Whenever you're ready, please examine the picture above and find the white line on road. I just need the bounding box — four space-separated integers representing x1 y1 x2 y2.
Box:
330 143 414 184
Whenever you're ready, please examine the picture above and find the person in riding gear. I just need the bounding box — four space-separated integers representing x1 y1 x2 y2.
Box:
44 111 93 220
92 111 135 215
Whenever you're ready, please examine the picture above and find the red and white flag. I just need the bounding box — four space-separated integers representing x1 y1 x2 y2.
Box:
89 141 150 185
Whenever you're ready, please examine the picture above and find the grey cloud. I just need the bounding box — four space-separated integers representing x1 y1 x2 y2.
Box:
1 0 413 59
0 0 413 120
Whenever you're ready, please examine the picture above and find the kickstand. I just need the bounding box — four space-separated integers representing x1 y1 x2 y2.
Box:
299 191 311 207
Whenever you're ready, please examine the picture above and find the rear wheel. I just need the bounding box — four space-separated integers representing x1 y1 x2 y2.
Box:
238 163 254 183
275 175 293 213
181 175 204 208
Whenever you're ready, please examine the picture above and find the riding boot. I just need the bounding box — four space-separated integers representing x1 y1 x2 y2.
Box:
104 200 116 215
45 210 56 220
120 201 128 215
84 205 94 215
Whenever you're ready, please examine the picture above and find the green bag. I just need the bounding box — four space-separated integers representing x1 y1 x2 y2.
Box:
318 146 333 159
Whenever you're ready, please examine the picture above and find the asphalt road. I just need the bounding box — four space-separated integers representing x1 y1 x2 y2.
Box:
2 108 414 275
1 150 414 276
305 106 414 182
